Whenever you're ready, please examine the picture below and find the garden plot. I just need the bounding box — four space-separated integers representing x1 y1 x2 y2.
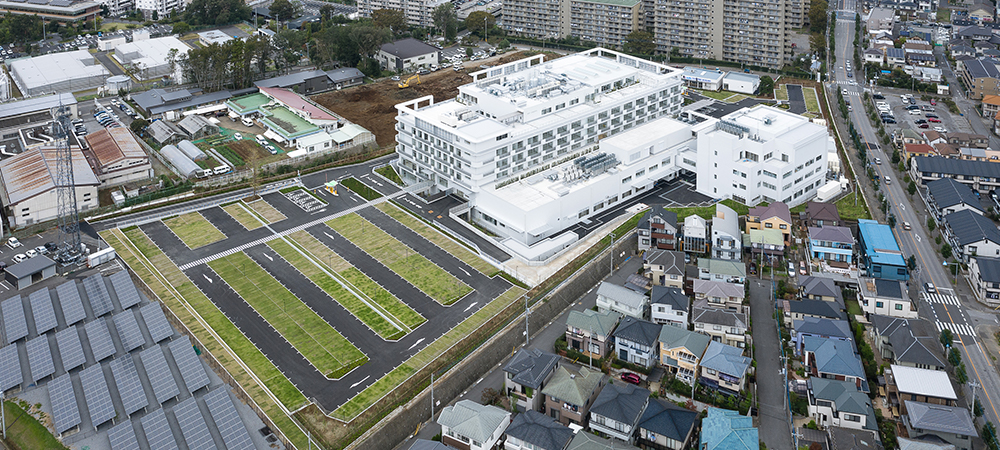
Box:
163 212 227 249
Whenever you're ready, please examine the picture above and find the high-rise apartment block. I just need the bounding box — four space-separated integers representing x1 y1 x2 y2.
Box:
504 0 569 39
357 0 449 27
569 0 643 48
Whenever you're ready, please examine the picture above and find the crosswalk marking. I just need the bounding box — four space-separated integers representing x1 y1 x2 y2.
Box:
924 293 962 306
935 321 976 337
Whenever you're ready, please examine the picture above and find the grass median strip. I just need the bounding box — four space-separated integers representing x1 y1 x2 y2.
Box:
248 199 287 223
267 239 407 340
375 165 403 185
222 203 264 230
340 177 382 201
289 231 425 330
209 252 368 379
376 202 499 277
326 214 472 305
163 212 227 249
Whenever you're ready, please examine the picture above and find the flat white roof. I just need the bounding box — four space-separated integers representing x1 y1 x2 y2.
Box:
115 36 189 68
682 67 726 83
890 365 957 399
10 50 109 91
712 104 822 142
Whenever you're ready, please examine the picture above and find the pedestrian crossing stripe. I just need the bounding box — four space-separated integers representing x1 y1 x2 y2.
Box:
935 321 976 337
924 293 961 306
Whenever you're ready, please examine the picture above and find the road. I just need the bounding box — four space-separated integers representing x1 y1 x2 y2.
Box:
749 278 794 450
831 5 1000 426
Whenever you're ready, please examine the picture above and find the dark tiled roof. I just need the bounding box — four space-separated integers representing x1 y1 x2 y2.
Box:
327 67 364 83
254 69 330 89
874 279 904 299
590 382 649 425
809 226 854 243
915 155 1000 179
644 250 684 276
974 256 1000 282
692 307 747 328
905 401 978 436
502 349 560 390
639 205 678 230
800 276 845 304
504 410 574 450
748 202 791 224
380 38 438 59
887 47 906 59
5 255 55 278
962 58 1000 78
638 398 697 443
651 286 689 312
787 299 847 320
613 317 662 347
945 209 1000 246
807 201 841 223
927 177 984 211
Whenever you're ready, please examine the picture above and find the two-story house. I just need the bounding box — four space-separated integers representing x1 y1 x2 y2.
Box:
746 228 785 259
638 206 679 251
711 203 742 261
970 256 1000 306
650 286 690 327
792 317 853 355
699 408 758 450
903 401 978 450
859 278 917 318
799 276 845 306
643 249 685 289
503 349 561 413
927 177 985 219
438 400 512 450
659 325 712 386
565 309 622 359
803 336 869 392
944 209 1000 262
858 219 910 281
947 132 990 149
683 215 708 254
503 410 574 450
596 282 648 319
887 365 957 416
809 226 855 265
698 340 751 395
697 259 746 285
869 315 945 371
782 299 847 327
807 378 877 431
589 383 650 443
612 317 662 368
635 398 698 450
806 201 843 227
693 279 746 313
542 365 606 427
692 306 748 347
746 201 792 246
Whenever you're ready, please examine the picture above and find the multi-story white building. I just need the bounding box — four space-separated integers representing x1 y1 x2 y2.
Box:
134 0 178 17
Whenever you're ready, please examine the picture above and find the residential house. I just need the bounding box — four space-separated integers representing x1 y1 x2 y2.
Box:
952 44 977 59
903 401 978 450
867 8 895 37
870 315 945 370
377 38 440 72
635 398 698 450
828 427 881 450
565 309 623 359
909 53 938 67
643 250 685 289
803 336 869 392
947 132 990 149
612 317 662 368
793 317 854 355
806 201 842 227
970 256 1000 305
807 378 877 431
897 437 959 449
650 286 690 327
503 349 561 413
904 143 936 161
887 365 958 416
859 278 918 318
945 209 1000 262
746 201 792 246
888 47 907 67
711 203 742 261
958 58 1000 100
958 146 1000 161
923 130 947 146
697 259 746 284
683 215 708 254
745 228 784 258
693 279 746 312
542 365 607 427
864 48 886 64
589 383 650 442
910 155 1000 193
926 177 985 218
857 219 910 281
596 282 648 319
503 410 574 450
638 206 679 251
698 341 751 394
783 299 847 326
699 408 758 450
982 94 1000 118
692 307 748 347
969 1 994 22
565 432 639 450
437 400 512 450
411 439 452 450
799 276 846 305
896 128 925 147
935 142 960 158
809 226 855 265
658 325 712 385
326 67 366 90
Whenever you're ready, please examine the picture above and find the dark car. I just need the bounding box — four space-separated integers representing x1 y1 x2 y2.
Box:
919 123 930 128
621 372 641 384
882 118 896 124
926 113 939 118
915 119 927 124
873 94 885 99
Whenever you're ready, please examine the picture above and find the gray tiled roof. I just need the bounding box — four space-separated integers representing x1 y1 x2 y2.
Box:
380 38 438 59
5 255 55 279
566 309 622 337
905 401 978 436
793 317 852 340
254 69 330 89
327 67 365 83
974 256 1000 283
927 177 983 212
786 299 847 320
637 398 697 443
644 250 684 276
884 319 946 369
436 400 510 443
809 226 854 243
803 336 866 381
598 282 648 311
541 365 604 406
613 317 662 347
408 440 451 450
915 155 1000 180
504 410 574 450
874 279 904 299
590 382 649 425
828 427 880 450
503 349 560 390
650 286 689 312
692 307 747 329
748 202 791 224
945 209 1000 246
700 341 750 377
807 201 841 223
799 276 844 304
693 279 745 299
809 378 871 415
639 205 678 231
658 325 711 357
963 58 1000 78
566 432 638 450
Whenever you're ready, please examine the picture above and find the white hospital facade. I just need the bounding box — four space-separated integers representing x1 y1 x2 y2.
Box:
394 48 831 256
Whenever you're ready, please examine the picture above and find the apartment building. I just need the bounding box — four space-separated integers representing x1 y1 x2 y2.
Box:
569 0 642 49
504 0 569 39
357 0 449 26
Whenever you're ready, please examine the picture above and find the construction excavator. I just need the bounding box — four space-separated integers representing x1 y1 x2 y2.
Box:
398 74 420 88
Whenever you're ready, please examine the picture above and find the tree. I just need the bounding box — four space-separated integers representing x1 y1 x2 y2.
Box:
940 329 953 348
810 33 826 59
808 0 828 33
498 38 510 49
623 30 655 55
172 21 190 34
433 3 456 37
270 0 297 22
907 181 917 195
183 0 251 25
759 76 775 96
949 347 962 366
907 255 917 271
941 243 952 259
129 118 149 134
372 8 406 34
975 398 984 418
888 214 896 229
928 217 936 232
319 4 337 22
466 46 474 57
480 388 502 406
466 11 495 37
956 363 968 384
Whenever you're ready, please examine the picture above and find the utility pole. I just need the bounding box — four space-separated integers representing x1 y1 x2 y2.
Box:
484 16 488 45
610 233 617 277
969 380 980 416
524 294 529 346
431 372 435 419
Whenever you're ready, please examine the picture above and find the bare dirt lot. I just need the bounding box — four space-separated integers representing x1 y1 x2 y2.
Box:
312 51 563 147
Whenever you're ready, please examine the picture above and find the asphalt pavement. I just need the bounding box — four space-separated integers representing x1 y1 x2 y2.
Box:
749 278 793 450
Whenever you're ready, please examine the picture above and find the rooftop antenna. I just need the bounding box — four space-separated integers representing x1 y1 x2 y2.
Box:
54 103 81 265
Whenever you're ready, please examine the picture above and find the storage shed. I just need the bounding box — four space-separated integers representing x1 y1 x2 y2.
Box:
160 145 200 178
5 256 56 290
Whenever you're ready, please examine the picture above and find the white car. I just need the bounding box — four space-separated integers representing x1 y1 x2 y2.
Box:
934 126 947 132
25 249 37 258
233 132 243 140
12 254 26 263
5 237 21 249
788 262 796 277
842 89 849 95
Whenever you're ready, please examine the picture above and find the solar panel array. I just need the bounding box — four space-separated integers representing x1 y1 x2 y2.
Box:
49 373 81 434
141 407 178 450
109 271 141 310
80 363 116 428
85 319 116 362
139 303 172 343
110 355 148 416
28 289 57 335
174 396 217 450
2 295 27 344
55 327 85 372
113 311 145 352
139 346 179 404
0 344 21 391
26 335 54 382
83 274 113 317
169 336 209 394
107 420 140 450
204 388 254 450
56 281 86 326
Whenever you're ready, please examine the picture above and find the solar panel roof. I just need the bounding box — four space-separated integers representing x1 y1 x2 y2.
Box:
107 420 140 450
113 310 145 352
83 274 113 317
204 388 254 450
26 335 54 382
109 271 141 310
80 363 116 428
0 344 22 391
173 396 217 450
28 289 57 335
55 326 85 372
2 295 28 344
56 281 86 326
139 345 179 404
139 303 172 343
110 355 148 416
168 336 209 394
84 319 116 362
48 373 81 434
141 407 179 450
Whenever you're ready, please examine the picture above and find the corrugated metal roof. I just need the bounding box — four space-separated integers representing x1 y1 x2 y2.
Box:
0 145 99 205
0 93 76 120
84 128 146 169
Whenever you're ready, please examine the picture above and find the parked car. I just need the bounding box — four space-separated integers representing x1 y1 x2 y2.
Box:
788 262 795 277
799 260 807 275
6 237 21 249
621 372 641 384
915 119 927 124
12 254 26 263
928 117 941 123
233 132 243 140
882 118 896 124
919 123 930 128
25 249 37 258
926 113 939 118
35 245 47 255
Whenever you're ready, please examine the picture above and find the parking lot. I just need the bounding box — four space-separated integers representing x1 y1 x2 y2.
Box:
865 90 972 137
33 24 173 56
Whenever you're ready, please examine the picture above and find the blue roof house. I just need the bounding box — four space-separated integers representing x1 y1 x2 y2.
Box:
857 219 909 281
699 407 758 450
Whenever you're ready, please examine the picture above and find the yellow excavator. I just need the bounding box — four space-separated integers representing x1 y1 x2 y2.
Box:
398 74 420 88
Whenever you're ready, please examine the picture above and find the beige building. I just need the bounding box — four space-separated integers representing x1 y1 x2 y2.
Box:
569 0 642 49
82 128 152 187
357 0 449 27
504 0 569 39
658 325 711 386
0 145 100 229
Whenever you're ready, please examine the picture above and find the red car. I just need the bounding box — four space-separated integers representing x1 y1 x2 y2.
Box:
930 99 937 105
621 372 642 384
918 123 930 128
928 118 942 123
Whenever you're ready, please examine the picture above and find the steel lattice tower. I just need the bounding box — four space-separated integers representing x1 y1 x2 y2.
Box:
53 105 81 264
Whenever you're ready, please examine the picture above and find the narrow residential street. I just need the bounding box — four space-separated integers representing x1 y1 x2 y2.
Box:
749 278 793 450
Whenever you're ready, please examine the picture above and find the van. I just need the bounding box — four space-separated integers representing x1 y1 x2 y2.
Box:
213 165 230 175
196 169 210 178
255 134 266 144
884 176 892 185
241 117 254 127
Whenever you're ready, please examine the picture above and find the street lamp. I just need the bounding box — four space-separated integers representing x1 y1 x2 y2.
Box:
484 16 488 45
943 260 960 284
